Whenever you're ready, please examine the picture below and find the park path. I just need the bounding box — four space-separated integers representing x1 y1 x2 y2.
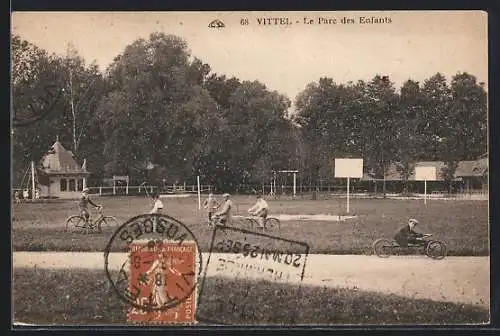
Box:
12 252 489 308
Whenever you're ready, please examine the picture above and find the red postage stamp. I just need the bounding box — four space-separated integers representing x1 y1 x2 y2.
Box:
127 240 197 324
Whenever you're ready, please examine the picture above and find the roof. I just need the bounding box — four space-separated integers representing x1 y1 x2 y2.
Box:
40 140 89 174
363 155 488 181
455 161 478 177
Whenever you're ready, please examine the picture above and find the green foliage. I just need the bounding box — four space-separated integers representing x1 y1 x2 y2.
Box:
13 269 488 325
12 34 107 184
11 32 487 190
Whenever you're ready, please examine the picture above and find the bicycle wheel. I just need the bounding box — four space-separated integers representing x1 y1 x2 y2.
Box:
265 217 281 231
426 240 447 260
373 238 393 258
66 215 86 231
242 217 257 230
97 216 119 232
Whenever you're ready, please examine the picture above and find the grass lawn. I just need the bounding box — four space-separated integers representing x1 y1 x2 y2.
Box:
12 196 489 255
12 268 488 325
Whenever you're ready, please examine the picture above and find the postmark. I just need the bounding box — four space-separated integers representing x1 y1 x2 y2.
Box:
196 226 309 325
104 213 202 324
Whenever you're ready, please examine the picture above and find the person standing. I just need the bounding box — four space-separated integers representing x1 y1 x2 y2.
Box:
203 193 219 227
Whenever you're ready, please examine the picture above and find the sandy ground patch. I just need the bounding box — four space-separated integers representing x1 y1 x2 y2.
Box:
13 252 489 308
273 214 358 221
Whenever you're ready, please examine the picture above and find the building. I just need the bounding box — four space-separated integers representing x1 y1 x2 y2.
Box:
362 154 488 193
38 139 90 199
454 153 488 192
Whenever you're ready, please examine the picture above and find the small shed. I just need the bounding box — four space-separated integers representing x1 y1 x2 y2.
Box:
38 139 90 199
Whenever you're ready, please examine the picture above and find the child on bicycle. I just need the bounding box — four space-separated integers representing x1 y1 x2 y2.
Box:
213 193 232 227
394 218 425 247
150 193 164 214
248 195 269 229
79 187 101 226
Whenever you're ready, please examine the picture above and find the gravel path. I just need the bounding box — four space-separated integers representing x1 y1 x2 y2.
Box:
13 252 489 308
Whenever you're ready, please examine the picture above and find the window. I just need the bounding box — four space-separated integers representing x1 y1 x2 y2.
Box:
60 179 67 192
69 179 76 192
77 179 84 191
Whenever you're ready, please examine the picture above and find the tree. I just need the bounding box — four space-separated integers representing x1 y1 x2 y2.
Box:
294 78 353 184
12 34 108 185
12 35 66 185
216 81 291 189
446 72 487 160
97 32 221 182
395 79 424 191
420 73 452 161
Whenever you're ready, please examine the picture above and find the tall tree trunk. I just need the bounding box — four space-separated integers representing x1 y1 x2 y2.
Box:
69 68 77 154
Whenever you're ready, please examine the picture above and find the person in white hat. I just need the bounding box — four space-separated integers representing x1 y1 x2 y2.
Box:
248 195 269 229
213 193 233 226
394 218 425 247
79 187 101 227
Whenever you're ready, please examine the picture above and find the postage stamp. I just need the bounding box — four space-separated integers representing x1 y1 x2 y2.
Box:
104 213 202 325
196 225 309 325
126 240 197 324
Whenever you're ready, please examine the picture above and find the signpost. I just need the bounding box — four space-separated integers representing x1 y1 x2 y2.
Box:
414 166 437 205
113 175 129 195
334 158 363 213
277 170 299 197
197 175 201 210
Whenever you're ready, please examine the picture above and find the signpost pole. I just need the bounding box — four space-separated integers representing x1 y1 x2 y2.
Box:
347 177 350 213
197 175 201 210
293 172 297 197
424 179 427 205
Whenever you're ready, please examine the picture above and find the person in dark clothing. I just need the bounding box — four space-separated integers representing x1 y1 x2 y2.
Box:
394 218 425 247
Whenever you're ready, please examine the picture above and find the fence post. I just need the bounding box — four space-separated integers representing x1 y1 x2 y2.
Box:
99 186 102 196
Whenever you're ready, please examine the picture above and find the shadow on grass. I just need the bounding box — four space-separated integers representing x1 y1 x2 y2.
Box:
12 268 488 326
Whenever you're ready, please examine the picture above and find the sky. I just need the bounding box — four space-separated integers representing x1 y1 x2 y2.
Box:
12 11 488 102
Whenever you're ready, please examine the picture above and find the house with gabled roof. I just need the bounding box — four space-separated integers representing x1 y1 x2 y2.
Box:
362 153 488 193
38 138 90 199
454 153 488 192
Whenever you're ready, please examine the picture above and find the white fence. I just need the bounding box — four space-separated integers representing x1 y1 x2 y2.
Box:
87 184 213 196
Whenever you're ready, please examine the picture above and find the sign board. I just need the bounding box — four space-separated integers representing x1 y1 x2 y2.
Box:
414 166 437 181
334 158 363 178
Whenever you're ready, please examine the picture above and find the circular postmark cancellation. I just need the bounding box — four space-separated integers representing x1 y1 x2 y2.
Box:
104 213 202 319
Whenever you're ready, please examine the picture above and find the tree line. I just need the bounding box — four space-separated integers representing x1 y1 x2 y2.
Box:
11 32 487 191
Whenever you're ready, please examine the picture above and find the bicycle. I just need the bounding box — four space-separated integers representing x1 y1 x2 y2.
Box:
65 206 118 233
207 214 232 228
230 212 280 231
372 234 447 260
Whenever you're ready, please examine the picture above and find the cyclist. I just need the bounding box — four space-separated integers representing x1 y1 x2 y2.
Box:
79 187 101 227
394 218 425 247
248 195 269 229
150 193 164 214
213 193 232 226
